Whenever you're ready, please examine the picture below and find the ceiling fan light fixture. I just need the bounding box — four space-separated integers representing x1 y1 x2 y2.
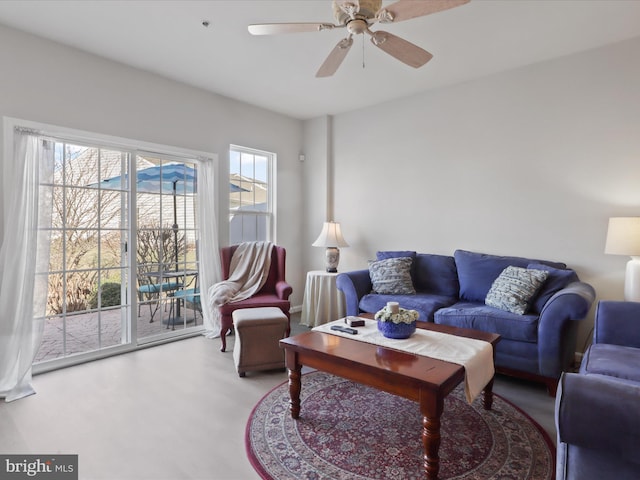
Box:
333 0 382 24
377 9 394 23
347 18 369 35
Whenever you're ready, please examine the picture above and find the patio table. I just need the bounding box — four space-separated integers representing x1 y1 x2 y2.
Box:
144 269 198 328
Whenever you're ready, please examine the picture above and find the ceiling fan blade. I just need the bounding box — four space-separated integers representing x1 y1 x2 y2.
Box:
378 0 470 23
316 37 354 77
370 31 433 68
248 23 336 35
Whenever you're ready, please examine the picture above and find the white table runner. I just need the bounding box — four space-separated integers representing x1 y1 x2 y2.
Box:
313 318 495 404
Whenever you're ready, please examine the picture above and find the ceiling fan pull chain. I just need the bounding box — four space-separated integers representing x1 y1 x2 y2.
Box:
362 33 365 69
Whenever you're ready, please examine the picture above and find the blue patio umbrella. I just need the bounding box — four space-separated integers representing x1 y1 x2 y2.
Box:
94 163 246 269
95 163 247 194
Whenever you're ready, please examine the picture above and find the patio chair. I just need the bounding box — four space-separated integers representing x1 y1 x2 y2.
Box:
173 287 201 324
137 273 182 322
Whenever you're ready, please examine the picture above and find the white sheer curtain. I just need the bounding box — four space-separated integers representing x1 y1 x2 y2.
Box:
195 157 222 338
0 129 54 402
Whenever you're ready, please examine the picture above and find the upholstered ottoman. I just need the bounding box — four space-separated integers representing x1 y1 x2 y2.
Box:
232 307 289 377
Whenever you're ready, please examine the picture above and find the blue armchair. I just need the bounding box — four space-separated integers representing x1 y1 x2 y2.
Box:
555 301 640 480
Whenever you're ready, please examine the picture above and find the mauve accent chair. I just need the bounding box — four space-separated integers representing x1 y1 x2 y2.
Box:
217 244 292 352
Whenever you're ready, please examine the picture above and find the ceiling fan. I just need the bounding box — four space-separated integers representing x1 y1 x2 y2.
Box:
248 0 470 77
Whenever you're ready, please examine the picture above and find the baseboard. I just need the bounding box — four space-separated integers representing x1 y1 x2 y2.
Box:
290 305 302 314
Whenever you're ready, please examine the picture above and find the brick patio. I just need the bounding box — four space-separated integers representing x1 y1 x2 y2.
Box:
35 299 201 363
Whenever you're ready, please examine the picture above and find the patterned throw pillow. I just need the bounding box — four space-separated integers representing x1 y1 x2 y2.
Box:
485 266 549 315
368 257 416 295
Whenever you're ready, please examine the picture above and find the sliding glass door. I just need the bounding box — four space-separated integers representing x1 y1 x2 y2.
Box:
134 154 200 341
35 139 201 366
36 143 131 362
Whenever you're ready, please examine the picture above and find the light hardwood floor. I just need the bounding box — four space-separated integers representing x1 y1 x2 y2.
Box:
0 316 557 480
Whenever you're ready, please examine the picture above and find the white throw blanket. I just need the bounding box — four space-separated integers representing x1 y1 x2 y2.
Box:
313 318 495 404
207 242 274 333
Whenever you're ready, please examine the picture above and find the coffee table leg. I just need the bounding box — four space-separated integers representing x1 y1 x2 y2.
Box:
421 394 444 480
483 377 494 411
284 349 301 419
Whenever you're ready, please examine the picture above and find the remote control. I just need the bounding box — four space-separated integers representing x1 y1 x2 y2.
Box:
330 325 358 335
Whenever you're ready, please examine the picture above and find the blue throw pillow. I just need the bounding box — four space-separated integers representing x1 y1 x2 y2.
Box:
528 263 579 313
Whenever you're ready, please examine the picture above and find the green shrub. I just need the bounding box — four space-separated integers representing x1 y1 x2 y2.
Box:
89 282 121 309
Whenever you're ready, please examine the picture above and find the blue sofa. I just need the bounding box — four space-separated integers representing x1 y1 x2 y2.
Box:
555 301 640 480
336 249 596 394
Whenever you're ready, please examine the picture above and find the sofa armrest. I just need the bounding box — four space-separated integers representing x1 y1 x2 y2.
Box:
556 372 640 464
275 280 293 301
537 282 596 377
336 269 372 316
594 300 640 348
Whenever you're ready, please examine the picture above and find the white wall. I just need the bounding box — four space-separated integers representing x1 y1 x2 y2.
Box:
0 24 306 306
305 36 640 350
2 22 639 348
302 116 332 273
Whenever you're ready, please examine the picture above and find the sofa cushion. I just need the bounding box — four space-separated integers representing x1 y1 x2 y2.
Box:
359 293 456 322
435 301 539 342
485 266 549 315
528 263 579 313
454 250 565 303
580 343 640 384
368 257 415 295
376 250 417 261
413 254 459 297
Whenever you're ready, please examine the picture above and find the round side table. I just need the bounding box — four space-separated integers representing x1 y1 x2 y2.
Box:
300 270 346 327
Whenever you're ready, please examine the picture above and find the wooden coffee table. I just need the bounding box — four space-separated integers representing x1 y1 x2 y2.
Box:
279 316 500 480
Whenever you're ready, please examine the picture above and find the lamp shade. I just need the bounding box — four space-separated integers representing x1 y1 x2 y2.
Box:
312 221 349 248
605 217 640 256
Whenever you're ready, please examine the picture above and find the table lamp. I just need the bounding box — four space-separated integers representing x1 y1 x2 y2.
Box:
605 217 640 301
312 221 349 273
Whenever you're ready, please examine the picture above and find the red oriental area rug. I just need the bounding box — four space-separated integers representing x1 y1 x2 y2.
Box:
246 371 554 480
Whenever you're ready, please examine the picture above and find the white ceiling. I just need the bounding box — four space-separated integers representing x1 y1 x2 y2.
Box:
1 0 639 120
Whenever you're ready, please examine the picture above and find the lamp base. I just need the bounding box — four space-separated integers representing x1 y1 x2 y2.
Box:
625 257 640 302
325 247 340 273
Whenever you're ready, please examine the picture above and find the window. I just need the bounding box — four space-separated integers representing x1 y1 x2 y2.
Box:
229 145 274 244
